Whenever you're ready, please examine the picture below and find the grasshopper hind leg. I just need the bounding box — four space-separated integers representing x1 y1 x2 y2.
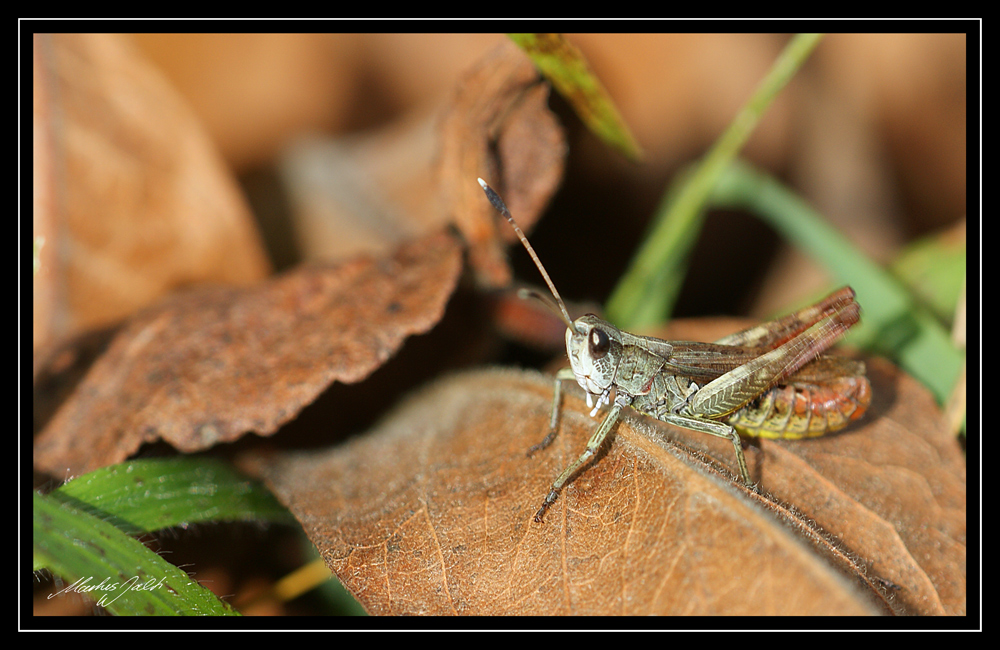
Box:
661 413 754 486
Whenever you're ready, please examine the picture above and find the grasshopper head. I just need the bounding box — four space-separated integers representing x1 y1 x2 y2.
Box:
476 180 625 400
566 314 623 396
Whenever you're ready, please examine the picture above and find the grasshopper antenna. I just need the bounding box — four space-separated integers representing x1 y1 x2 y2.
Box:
478 178 575 330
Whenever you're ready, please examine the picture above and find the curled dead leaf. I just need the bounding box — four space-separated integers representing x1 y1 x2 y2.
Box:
34 231 462 478
246 349 964 616
280 39 565 285
437 40 566 288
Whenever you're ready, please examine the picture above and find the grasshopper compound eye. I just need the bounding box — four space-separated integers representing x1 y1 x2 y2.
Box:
589 328 611 359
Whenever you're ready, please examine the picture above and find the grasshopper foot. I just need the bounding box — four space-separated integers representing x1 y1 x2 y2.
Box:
533 489 560 523
527 430 557 457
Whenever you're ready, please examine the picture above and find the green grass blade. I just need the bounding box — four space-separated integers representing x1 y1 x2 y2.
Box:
606 33 824 329
710 159 965 407
33 491 240 615
33 458 297 614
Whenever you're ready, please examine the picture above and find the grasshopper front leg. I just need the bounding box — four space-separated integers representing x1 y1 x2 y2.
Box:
527 368 578 457
534 393 634 523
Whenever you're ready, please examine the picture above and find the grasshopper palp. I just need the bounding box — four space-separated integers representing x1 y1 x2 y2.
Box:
478 179 871 523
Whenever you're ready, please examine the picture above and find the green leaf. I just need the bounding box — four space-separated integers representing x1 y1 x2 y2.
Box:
33 491 240 615
34 236 44 275
50 457 295 536
33 458 296 615
890 225 966 326
508 33 643 161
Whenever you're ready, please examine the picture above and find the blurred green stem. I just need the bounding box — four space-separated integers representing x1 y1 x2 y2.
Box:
606 33 824 329
711 161 964 408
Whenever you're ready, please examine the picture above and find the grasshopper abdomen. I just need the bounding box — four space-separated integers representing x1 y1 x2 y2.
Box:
729 371 872 439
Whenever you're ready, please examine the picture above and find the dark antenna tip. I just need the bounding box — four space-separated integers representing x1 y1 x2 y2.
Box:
477 178 575 330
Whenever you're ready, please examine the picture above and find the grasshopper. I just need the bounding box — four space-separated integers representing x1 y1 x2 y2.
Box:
478 179 871 523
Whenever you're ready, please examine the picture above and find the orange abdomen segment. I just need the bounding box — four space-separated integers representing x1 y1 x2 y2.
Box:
728 375 872 439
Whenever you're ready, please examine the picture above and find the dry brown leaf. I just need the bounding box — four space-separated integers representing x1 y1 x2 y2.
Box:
280 120 443 264
246 342 964 616
32 39 568 488
279 39 564 276
437 40 566 288
34 231 462 478
32 34 270 351
132 34 366 171
661 318 967 616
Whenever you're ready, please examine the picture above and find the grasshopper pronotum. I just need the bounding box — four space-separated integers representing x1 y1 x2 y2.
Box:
478 179 871 523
